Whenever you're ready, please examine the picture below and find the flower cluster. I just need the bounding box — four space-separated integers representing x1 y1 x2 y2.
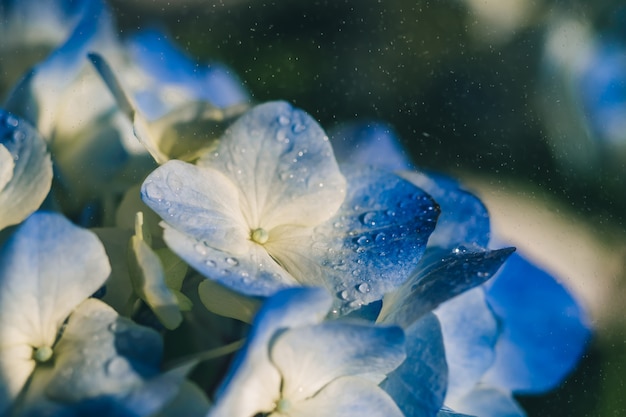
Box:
0 1 590 416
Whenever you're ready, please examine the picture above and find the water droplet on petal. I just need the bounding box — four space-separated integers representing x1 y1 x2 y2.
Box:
339 290 349 300
292 123 306 133
106 357 129 376
452 245 467 255
278 115 290 125
144 182 163 201
361 211 377 226
205 259 217 267
356 235 370 245
167 173 183 192
477 271 490 278
194 243 208 256
374 232 386 242
108 321 129 333
225 257 239 266
357 282 371 293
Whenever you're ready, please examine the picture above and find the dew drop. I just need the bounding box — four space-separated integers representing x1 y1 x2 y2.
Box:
278 115 290 125
477 271 490 278
5 114 18 128
292 123 306 133
362 211 377 226
225 257 239 266
194 243 208 256
106 357 129 376
339 290 349 300
374 232 386 242
452 245 467 255
108 321 129 333
356 235 370 245
144 182 163 201
357 282 371 293
205 259 217 267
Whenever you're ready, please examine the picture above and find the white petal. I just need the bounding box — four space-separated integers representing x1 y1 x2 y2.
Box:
0 345 34 415
142 160 250 255
0 144 14 191
197 101 346 230
0 111 52 230
0 212 111 349
270 322 405 403
162 224 295 297
210 288 332 417
285 376 403 417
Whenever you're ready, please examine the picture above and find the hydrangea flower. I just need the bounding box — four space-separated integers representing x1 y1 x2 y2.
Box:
141 101 440 314
208 287 406 417
0 212 187 416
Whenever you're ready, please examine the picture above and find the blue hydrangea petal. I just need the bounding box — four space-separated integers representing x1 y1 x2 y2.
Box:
400 171 491 249
209 287 331 417
381 313 448 417
267 166 439 314
0 111 52 230
162 224 295 297
446 386 526 417
127 28 249 112
482 252 592 393
379 246 514 328
197 101 347 230
289 376 404 417
271 321 405 402
330 122 414 171
435 288 498 401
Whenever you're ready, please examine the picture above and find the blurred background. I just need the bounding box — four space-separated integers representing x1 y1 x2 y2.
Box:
108 1 625 415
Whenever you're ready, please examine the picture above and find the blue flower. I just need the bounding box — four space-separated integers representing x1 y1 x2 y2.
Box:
141 101 440 314
332 121 591 416
208 287 406 417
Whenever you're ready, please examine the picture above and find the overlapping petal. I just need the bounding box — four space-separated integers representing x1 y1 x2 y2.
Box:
270 321 405 402
435 288 498 401
0 110 52 230
379 246 514 328
0 211 111 413
209 287 332 417
267 166 439 313
381 313 448 417
482 252 591 393
196 101 346 229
